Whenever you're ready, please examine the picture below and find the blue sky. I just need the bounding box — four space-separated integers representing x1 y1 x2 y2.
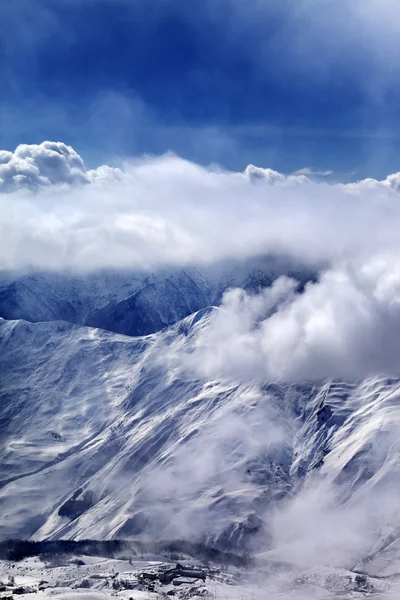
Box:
2 0 400 178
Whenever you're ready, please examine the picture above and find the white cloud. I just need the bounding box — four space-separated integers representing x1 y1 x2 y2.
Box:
0 141 90 191
177 254 400 382
2 142 400 273
293 168 333 177
244 164 308 184
346 171 400 193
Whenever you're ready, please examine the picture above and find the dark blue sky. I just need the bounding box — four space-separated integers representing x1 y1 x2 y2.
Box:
2 0 400 177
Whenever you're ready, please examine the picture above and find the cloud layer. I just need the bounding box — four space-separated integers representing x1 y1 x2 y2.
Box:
4 140 400 383
2 141 400 273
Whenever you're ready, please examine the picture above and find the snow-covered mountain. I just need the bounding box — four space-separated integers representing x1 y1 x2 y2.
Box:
0 256 311 336
0 311 291 546
3 253 400 589
2 304 400 576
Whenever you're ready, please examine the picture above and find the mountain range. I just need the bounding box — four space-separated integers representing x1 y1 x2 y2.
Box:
1 258 400 578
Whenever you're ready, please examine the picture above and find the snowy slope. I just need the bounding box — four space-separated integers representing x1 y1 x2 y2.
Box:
2 310 400 574
0 312 294 547
0 271 163 326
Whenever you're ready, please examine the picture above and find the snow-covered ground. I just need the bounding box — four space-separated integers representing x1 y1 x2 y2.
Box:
0 552 397 599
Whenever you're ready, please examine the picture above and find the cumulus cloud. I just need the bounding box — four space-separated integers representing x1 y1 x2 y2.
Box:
0 141 90 191
2 141 400 273
244 164 308 184
347 171 400 193
177 255 400 382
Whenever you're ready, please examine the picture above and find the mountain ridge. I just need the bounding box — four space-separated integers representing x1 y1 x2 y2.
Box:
0 256 312 336
2 310 400 575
